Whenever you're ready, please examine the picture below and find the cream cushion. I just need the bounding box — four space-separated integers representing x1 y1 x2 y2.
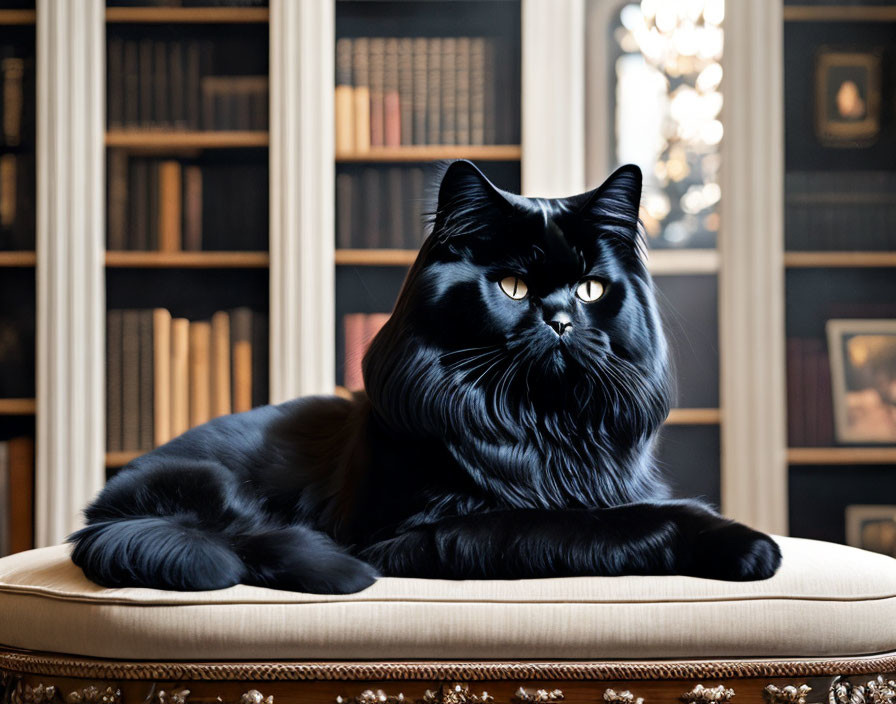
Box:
0 536 894 661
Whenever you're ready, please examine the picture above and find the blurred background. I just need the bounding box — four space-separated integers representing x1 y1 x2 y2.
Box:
1 0 895 558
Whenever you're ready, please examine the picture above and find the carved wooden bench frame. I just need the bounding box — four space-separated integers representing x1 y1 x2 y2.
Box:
1 649 894 704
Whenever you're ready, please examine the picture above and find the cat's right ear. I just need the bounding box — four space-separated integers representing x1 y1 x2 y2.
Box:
433 160 510 239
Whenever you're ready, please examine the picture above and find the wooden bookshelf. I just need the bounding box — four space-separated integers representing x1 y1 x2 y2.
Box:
0 398 36 416
0 9 35 26
335 247 721 275
336 145 522 163
105 251 269 269
105 7 269 24
0 252 36 267
105 130 269 150
783 5 896 22
665 408 721 425
785 251 896 268
787 447 896 465
105 451 141 468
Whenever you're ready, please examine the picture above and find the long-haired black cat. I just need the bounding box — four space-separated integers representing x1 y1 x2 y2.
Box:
71 161 781 593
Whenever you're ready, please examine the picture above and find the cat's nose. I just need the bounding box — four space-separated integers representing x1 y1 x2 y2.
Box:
546 312 573 336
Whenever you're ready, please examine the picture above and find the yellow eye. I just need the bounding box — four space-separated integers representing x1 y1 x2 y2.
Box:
576 278 605 302
499 276 528 300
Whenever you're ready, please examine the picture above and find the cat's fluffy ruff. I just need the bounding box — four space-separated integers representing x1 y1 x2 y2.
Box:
70 162 781 592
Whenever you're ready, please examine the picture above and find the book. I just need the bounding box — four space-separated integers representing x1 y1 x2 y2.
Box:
397 38 413 146
158 160 182 252
107 150 128 250
124 40 139 127
469 38 485 145
153 41 168 126
107 39 124 129
343 313 366 390
383 38 401 147
361 168 382 248
183 164 202 251
411 38 428 146
7 436 34 554
336 171 353 249
138 310 155 451
231 307 253 413
426 38 442 145
334 37 355 154
2 57 24 146
129 159 148 250
211 311 232 418
170 317 190 438
189 321 212 428
0 154 15 236
152 308 172 447
455 37 471 146
251 312 268 409
106 311 123 452
169 41 186 129
121 310 141 452
0 443 7 556
440 38 457 145
368 38 386 148
147 161 160 250
185 41 201 130
138 39 153 127
352 38 371 152
386 168 404 248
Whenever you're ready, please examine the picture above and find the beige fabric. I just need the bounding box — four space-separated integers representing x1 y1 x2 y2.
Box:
0 536 894 660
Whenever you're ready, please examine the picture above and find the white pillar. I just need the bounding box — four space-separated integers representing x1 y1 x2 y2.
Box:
521 0 586 198
35 0 106 545
719 0 788 534
269 0 335 402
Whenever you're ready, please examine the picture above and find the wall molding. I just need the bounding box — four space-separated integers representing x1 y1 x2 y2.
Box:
718 0 788 534
269 0 335 401
35 0 106 546
521 0 586 198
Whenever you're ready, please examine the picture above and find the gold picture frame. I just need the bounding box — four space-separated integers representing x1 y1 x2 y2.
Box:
846 504 896 557
815 49 882 146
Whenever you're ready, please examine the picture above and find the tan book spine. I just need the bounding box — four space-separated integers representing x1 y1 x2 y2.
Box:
152 308 172 447
121 310 140 452
170 317 190 437
455 37 471 146
440 38 456 145
398 38 413 146
0 154 15 229
469 38 486 145
412 38 428 145
368 38 386 148
231 307 253 413
183 165 202 251
383 38 401 147
2 58 24 146
426 38 442 145
334 37 355 153
189 321 211 428
158 160 182 252
8 436 34 554
352 38 371 152
211 310 232 418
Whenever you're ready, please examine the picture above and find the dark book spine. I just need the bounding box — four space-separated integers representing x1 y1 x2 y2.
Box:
404 166 425 247
368 38 386 148
107 150 128 250
106 310 123 452
138 309 155 451
361 168 382 247
138 39 153 127
251 312 268 409
440 37 456 145
121 310 141 452
147 160 160 250
129 159 149 250
455 37 471 146
383 38 401 147
336 171 353 249
398 38 413 146
107 38 125 129
412 38 428 146
786 338 801 447
426 38 442 144
185 41 201 130
483 39 496 144
469 38 485 145
169 41 186 129
153 40 168 126
124 40 139 127
387 167 404 248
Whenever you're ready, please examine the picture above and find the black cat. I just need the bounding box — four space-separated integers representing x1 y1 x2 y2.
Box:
70 161 781 593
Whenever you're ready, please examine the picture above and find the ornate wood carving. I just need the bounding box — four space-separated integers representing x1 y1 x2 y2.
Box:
337 691 406 704
681 685 735 703
155 690 190 704
65 686 121 704
603 689 643 704
10 682 58 704
241 691 273 704
423 684 494 704
765 685 811 704
829 676 896 704
514 688 564 703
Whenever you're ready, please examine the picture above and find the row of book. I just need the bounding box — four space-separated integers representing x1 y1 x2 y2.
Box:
343 313 390 390
786 337 834 447
107 38 268 131
785 171 896 250
0 153 35 250
106 307 267 453
336 167 426 250
107 153 267 251
2 54 34 148
334 36 516 151
0 436 33 558
0 306 35 399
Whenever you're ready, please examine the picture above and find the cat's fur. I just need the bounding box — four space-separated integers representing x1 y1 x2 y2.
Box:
70 161 781 593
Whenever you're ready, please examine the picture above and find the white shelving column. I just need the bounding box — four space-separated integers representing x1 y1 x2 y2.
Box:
35 0 106 545
269 0 336 401
719 0 788 535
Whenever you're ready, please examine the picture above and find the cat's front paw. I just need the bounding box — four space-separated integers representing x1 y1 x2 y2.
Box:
691 522 782 581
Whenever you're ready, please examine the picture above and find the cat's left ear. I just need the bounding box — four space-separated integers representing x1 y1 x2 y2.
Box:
432 160 512 239
570 164 642 233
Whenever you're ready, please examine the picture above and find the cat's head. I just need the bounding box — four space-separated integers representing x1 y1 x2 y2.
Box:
363 161 671 462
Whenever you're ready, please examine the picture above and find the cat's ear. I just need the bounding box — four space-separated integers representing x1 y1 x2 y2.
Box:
433 160 511 238
574 164 642 231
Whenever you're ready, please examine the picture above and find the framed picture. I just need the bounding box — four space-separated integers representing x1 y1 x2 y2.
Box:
815 49 882 146
846 505 896 557
826 319 896 444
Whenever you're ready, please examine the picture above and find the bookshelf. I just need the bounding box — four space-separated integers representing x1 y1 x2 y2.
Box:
781 8 896 544
105 130 269 150
0 3 36 557
105 7 269 24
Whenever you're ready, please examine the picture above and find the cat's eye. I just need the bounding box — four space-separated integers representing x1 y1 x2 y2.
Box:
576 279 605 303
499 276 528 300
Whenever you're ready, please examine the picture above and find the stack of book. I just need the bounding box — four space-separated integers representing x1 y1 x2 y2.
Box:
107 38 268 130
334 36 515 151
785 171 896 251
106 307 268 454
1 53 36 250
343 313 390 390
107 154 267 251
0 436 33 557
786 337 834 447
336 166 426 249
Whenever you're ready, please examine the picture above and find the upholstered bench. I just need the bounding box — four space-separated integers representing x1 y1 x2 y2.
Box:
0 537 894 704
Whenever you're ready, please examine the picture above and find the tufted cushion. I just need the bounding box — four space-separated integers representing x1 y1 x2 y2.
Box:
0 536 894 661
